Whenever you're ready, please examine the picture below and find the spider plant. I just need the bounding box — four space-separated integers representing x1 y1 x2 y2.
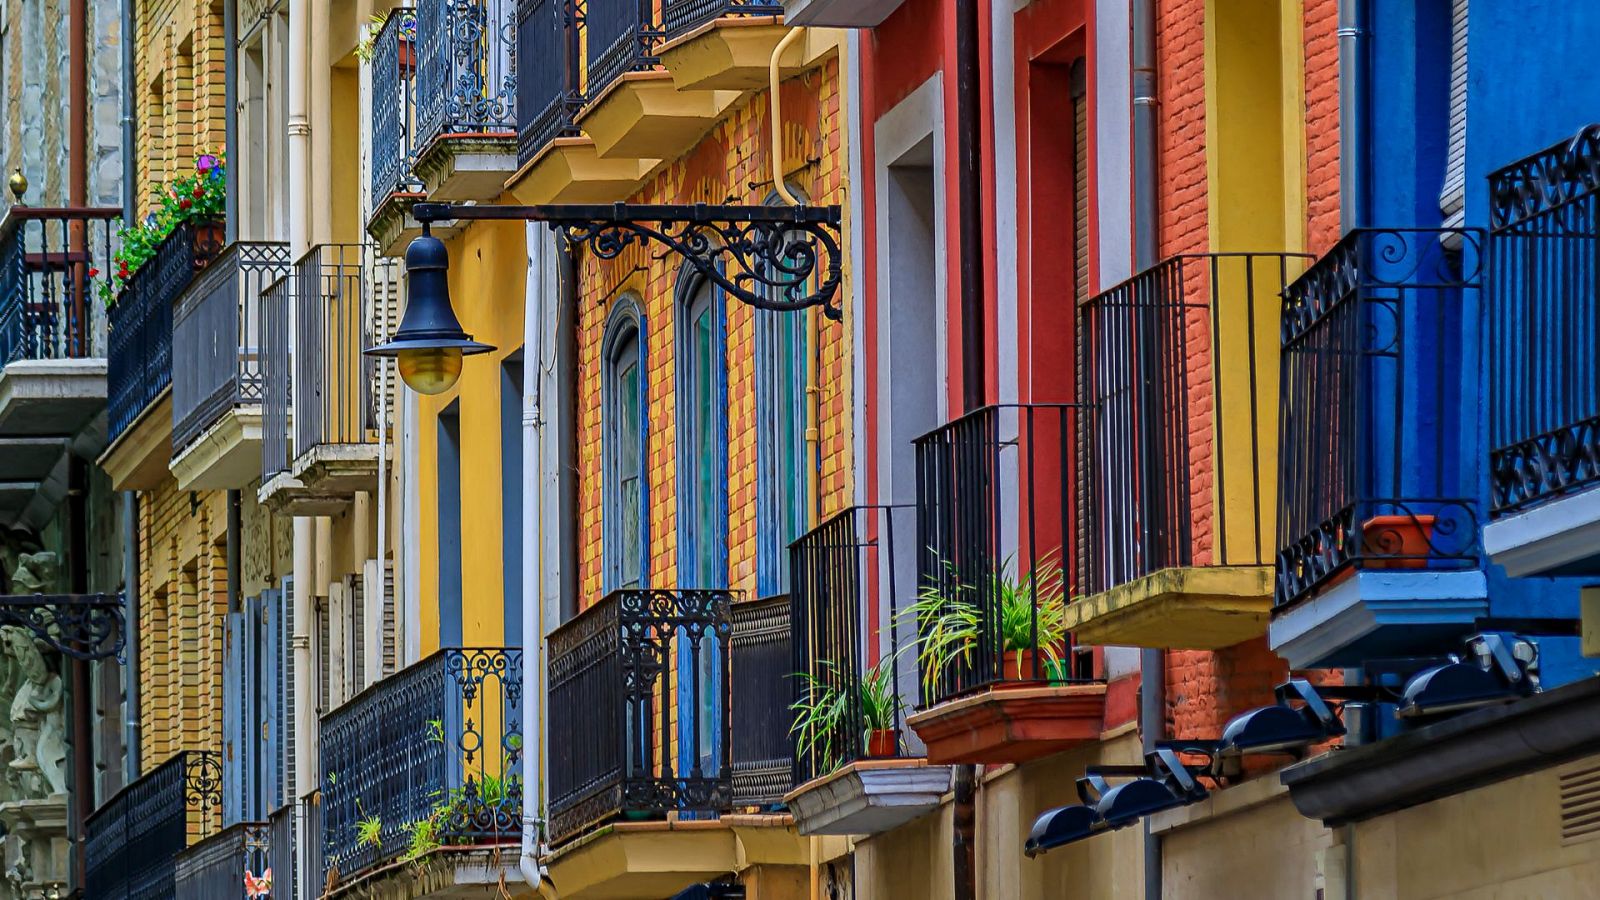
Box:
792 658 905 774
905 551 1070 691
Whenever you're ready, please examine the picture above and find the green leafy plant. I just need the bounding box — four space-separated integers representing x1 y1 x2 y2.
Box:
100 151 227 307
354 798 383 849
904 551 1070 692
791 657 905 774
355 11 417 62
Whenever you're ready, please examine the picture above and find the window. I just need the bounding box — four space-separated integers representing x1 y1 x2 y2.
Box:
1440 0 1468 228
437 401 463 647
603 300 646 591
501 353 524 642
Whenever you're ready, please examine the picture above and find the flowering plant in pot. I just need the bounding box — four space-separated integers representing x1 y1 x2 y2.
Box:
100 151 226 307
906 552 1070 695
792 657 905 776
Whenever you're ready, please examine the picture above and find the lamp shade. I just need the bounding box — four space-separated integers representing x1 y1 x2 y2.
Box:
1025 804 1101 856
1219 704 1327 755
1398 662 1513 718
366 232 495 393
1095 778 1190 828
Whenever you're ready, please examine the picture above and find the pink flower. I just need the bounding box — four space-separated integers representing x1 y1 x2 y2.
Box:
196 154 219 173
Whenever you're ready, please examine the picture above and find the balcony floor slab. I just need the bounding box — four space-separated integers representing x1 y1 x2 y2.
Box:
783 759 953 836
906 683 1106 766
169 406 262 492
96 391 172 492
1484 484 1600 577
367 192 465 258
1269 569 1490 669
1064 565 1274 650
656 17 840 92
578 72 741 162
320 845 534 899
413 134 520 203
258 469 355 516
0 358 107 438
505 138 659 205
291 443 384 496
543 820 740 900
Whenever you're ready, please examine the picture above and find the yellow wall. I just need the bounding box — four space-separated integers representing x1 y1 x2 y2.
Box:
136 0 227 219
414 215 527 654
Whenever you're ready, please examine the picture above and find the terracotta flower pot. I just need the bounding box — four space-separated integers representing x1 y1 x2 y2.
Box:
866 728 899 758
1003 649 1044 683
1360 514 1436 569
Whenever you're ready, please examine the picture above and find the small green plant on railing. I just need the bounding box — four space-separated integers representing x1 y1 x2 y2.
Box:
100 151 226 307
792 656 904 775
904 551 1070 694
355 12 417 62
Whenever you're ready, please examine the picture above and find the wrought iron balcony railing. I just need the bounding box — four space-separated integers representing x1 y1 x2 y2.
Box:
415 0 518 155
0 206 119 366
269 803 297 900
547 588 734 844
1488 126 1600 515
729 593 792 807
171 241 291 453
108 219 224 442
320 648 523 883
516 0 581 163
586 0 660 114
371 8 421 202
291 244 395 465
174 821 270 900
913 404 1097 706
661 0 784 40
85 750 223 900
260 273 292 480
1275 228 1484 608
1080 253 1310 594
790 505 920 787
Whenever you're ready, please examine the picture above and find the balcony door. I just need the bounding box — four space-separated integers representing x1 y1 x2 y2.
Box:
675 270 727 789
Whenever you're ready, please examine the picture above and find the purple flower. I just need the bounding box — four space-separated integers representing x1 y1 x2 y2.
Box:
196 154 219 173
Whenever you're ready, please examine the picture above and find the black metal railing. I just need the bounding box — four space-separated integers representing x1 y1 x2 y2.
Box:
269 803 297 900
371 8 421 202
586 0 661 108
174 821 270 900
1080 253 1310 594
108 219 224 441
730 594 792 807
416 0 518 156
1276 228 1484 608
1488 126 1600 515
913 404 1094 707
171 241 291 452
516 0 581 164
320 648 523 883
661 0 784 40
0 206 119 366
547 588 733 844
293 244 392 463
260 273 292 480
790 505 920 787
85 750 223 900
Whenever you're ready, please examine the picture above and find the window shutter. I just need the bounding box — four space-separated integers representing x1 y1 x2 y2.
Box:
316 593 331 714
1440 0 1469 227
224 610 244 826
262 587 283 812
279 576 296 803
348 574 366 696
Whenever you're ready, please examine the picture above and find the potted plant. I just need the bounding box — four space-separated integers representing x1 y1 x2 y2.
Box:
907 552 1070 693
792 657 906 773
101 151 227 307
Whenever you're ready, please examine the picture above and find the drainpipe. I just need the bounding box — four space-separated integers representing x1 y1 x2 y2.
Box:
67 458 92 888
121 0 136 226
225 0 239 243
121 492 139 781
227 491 241 612
1338 0 1368 230
1131 0 1163 898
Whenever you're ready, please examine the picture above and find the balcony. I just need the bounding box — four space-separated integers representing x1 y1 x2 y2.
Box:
657 4 836 93
260 244 396 512
0 205 118 524
544 588 801 900
782 506 954 837
902 404 1105 766
169 241 290 490
85 751 223 900
174 821 271 900
1065 253 1310 650
1270 228 1486 668
412 0 519 198
103 219 224 490
319 648 523 891
1484 128 1600 576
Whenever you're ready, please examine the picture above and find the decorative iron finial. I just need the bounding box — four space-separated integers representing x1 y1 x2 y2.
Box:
7 168 25 202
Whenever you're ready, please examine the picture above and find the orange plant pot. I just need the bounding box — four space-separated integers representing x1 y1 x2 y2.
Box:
866 728 899 758
1360 514 1436 569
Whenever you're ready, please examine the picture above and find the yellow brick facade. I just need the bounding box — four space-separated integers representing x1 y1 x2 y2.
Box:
574 58 852 608
135 0 226 219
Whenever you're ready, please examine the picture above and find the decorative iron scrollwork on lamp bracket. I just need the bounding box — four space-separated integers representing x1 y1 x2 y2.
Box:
0 594 125 662
409 201 846 321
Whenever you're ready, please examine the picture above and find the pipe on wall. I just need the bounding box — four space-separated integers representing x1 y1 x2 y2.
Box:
955 0 985 414
120 0 135 225
224 0 239 244
1131 0 1163 896
120 491 139 781
1338 0 1368 230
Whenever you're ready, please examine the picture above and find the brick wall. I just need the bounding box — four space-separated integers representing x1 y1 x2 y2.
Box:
573 59 850 608
1304 0 1341 253
1157 0 1208 258
135 0 227 220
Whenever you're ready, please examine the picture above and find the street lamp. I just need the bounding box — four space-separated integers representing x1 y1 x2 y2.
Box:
364 229 494 395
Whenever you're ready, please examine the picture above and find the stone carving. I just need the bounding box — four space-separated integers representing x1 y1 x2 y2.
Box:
0 630 62 799
4 554 56 597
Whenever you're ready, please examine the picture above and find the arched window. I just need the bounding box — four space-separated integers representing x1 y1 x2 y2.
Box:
602 297 647 591
755 188 814 597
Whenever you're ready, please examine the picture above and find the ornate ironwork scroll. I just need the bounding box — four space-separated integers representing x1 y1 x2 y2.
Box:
0 593 124 661
412 201 846 320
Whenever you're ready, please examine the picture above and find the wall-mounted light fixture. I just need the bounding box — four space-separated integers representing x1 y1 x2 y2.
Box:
364 230 495 395
1218 678 1347 756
